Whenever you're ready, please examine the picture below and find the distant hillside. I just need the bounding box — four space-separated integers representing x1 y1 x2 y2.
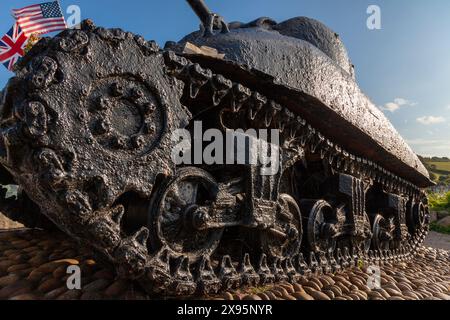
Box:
418 156 450 185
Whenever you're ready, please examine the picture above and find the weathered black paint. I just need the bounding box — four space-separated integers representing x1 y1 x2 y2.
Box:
0 1 432 296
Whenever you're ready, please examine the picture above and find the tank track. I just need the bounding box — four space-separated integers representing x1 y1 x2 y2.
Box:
147 230 430 297
141 51 429 296
0 23 430 296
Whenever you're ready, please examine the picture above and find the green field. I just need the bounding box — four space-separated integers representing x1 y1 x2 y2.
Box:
428 161 450 173
419 156 450 184
419 156 450 213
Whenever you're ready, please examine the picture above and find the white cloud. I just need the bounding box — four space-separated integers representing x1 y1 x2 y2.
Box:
379 98 417 112
416 116 446 125
406 138 450 157
382 102 400 112
407 138 442 145
393 98 415 106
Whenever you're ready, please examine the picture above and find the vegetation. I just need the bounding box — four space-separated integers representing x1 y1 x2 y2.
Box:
418 156 450 214
428 191 450 211
418 156 450 184
248 285 272 294
430 221 450 235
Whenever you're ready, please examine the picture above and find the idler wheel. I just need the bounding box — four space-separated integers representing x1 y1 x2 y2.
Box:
149 167 224 262
407 201 427 233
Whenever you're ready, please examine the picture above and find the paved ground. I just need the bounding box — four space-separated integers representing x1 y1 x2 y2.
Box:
0 229 449 300
424 231 450 251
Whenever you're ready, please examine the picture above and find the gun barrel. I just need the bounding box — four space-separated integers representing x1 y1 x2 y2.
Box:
186 0 213 26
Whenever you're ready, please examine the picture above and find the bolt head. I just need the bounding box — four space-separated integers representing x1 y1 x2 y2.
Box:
112 136 127 149
192 207 209 230
142 102 156 115
144 122 156 134
131 88 144 100
96 119 110 134
132 135 145 148
111 82 125 97
98 97 111 110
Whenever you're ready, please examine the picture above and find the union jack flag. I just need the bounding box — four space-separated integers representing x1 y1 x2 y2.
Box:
0 23 29 71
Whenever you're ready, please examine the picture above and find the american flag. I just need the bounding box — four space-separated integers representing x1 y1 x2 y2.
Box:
12 1 67 37
0 23 29 71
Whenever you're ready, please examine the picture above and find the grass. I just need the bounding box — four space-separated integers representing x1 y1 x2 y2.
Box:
428 161 450 173
430 222 450 235
419 156 450 184
428 191 450 211
248 285 272 294
428 191 450 235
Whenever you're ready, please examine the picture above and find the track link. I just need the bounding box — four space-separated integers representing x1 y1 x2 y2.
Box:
133 50 431 296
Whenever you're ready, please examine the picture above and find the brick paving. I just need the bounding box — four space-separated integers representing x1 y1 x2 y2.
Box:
0 229 449 300
424 231 450 251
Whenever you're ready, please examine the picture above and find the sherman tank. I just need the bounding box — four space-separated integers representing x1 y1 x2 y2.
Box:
0 0 433 295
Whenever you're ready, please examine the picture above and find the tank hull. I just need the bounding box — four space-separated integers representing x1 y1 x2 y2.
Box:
178 23 431 188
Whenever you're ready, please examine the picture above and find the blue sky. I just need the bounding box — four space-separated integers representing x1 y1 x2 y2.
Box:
1 0 450 157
